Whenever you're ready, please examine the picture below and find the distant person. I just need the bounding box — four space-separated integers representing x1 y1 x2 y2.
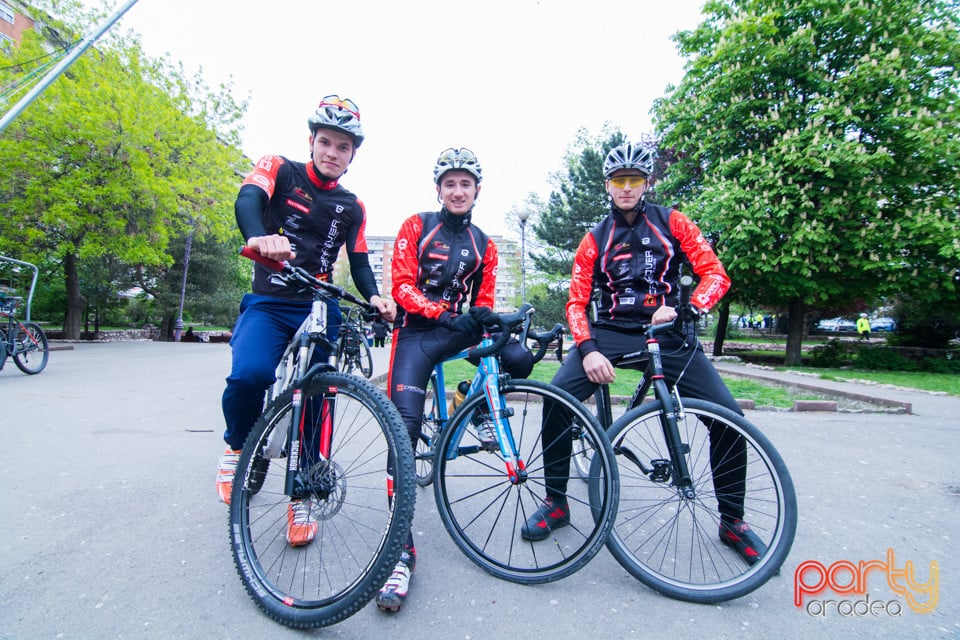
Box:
857 313 871 341
216 95 396 550
371 317 389 348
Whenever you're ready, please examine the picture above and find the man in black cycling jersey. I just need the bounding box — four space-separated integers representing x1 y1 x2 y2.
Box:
375 148 532 613
523 142 766 565
216 96 396 549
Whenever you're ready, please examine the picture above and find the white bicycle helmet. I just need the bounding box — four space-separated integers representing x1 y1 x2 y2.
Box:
603 142 654 179
433 147 483 184
308 95 365 147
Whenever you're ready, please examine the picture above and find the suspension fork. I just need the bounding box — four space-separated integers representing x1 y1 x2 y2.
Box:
647 340 695 498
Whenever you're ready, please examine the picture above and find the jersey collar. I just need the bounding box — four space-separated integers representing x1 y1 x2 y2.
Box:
307 161 340 190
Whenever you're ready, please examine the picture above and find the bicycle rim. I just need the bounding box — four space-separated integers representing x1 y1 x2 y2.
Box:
600 398 796 603
13 322 48 374
230 372 415 628
359 338 373 379
434 379 619 584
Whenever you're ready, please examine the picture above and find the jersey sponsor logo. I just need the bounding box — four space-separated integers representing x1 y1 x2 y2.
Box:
642 237 650 245
395 383 425 395
461 249 470 257
293 187 313 202
249 174 272 190
613 254 630 261
285 198 309 214
335 205 344 213
427 252 449 261
620 296 636 305
644 294 658 306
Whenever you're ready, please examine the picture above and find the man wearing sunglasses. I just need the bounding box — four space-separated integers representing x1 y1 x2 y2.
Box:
525 142 766 566
216 96 396 548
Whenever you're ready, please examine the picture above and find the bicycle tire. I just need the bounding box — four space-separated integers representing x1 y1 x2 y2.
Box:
433 379 619 584
230 372 415 629
13 322 48 374
357 333 373 379
415 373 442 487
595 398 796 603
572 424 595 481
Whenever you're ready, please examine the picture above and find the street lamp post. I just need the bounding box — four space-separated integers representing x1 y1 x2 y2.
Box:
516 210 531 305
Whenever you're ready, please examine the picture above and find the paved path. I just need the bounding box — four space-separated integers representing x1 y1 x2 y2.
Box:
1 342 958 640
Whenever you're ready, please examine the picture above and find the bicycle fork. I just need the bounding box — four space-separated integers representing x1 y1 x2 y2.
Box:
648 342 696 499
481 374 526 484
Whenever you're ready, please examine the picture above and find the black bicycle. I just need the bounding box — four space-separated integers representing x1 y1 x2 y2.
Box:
586 276 797 603
335 305 374 378
0 295 49 375
229 247 415 629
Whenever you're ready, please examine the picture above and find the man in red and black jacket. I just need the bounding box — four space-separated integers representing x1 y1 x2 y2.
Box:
524 142 767 567
377 148 531 613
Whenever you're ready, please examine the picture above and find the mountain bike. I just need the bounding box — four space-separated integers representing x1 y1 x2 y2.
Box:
586 276 797 603
334 305 373 378
428 305 620 584
229 247 415 629
0 295 49 375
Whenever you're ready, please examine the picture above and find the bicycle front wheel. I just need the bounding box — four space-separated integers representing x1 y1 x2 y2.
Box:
230 372 415 629
598 398 796 603
434 379 619 584
13 322 48 374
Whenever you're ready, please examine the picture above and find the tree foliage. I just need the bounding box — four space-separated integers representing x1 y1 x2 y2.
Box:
653 0 960 358
0 4 249 338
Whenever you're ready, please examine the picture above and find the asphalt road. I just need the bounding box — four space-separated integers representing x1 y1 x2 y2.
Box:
1 341 957 639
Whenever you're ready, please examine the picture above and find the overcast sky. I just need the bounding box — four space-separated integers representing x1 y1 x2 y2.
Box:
83 0 706 237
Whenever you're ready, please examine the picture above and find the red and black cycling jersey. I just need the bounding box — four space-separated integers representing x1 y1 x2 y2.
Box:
235 154 378 302
568 202 730 350
391 209 497 328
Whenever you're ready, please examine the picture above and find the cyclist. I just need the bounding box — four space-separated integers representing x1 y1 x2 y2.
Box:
216 96 396 549
524 141 766 565
377 147 532 612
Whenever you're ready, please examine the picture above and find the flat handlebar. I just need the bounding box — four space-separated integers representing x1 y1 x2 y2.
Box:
239 246 377 317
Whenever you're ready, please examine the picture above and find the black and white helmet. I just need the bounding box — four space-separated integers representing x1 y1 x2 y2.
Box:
603 142 654 179
308 95 365 147
433 147 483 185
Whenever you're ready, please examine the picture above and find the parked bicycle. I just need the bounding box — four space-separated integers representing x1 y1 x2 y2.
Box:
335 305 373 378
0 295 49 375
228 247 415 629
584 276 797 603
423 305 620 584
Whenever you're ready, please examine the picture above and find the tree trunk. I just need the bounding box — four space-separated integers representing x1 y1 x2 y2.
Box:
784 297 805 366
713 299 730 357
63 253 85 340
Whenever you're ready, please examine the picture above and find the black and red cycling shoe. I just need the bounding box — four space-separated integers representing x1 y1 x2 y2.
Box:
719 519 767 565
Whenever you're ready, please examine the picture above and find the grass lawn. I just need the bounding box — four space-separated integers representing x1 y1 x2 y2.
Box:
774 367 960 397
439 358 816 409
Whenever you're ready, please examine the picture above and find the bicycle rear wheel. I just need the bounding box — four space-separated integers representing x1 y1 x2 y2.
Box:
13 322 48 374
356 334 373 378
434 379 618 584
597 398 796 603
230 372 415 628
415 372 442 487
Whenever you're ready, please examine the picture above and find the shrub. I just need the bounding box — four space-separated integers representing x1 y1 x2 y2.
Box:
808 339 853 368
854 346 919 371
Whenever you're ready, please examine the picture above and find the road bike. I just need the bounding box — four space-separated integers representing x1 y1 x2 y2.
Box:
334 305 373 378
228 247 415 629
0 295 49 375
425 305 620 584
584 276 797 603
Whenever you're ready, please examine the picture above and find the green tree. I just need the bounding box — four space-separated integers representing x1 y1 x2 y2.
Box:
0 11 247 339
528 128 627 305
653 0 960 362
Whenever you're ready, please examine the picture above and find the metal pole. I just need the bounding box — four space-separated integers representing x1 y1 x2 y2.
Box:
173 220 194 342
0 0 141 134
520 220 526 304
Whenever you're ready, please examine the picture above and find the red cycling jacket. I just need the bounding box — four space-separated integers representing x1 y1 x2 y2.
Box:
568 203 730 352
391 209 497 328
